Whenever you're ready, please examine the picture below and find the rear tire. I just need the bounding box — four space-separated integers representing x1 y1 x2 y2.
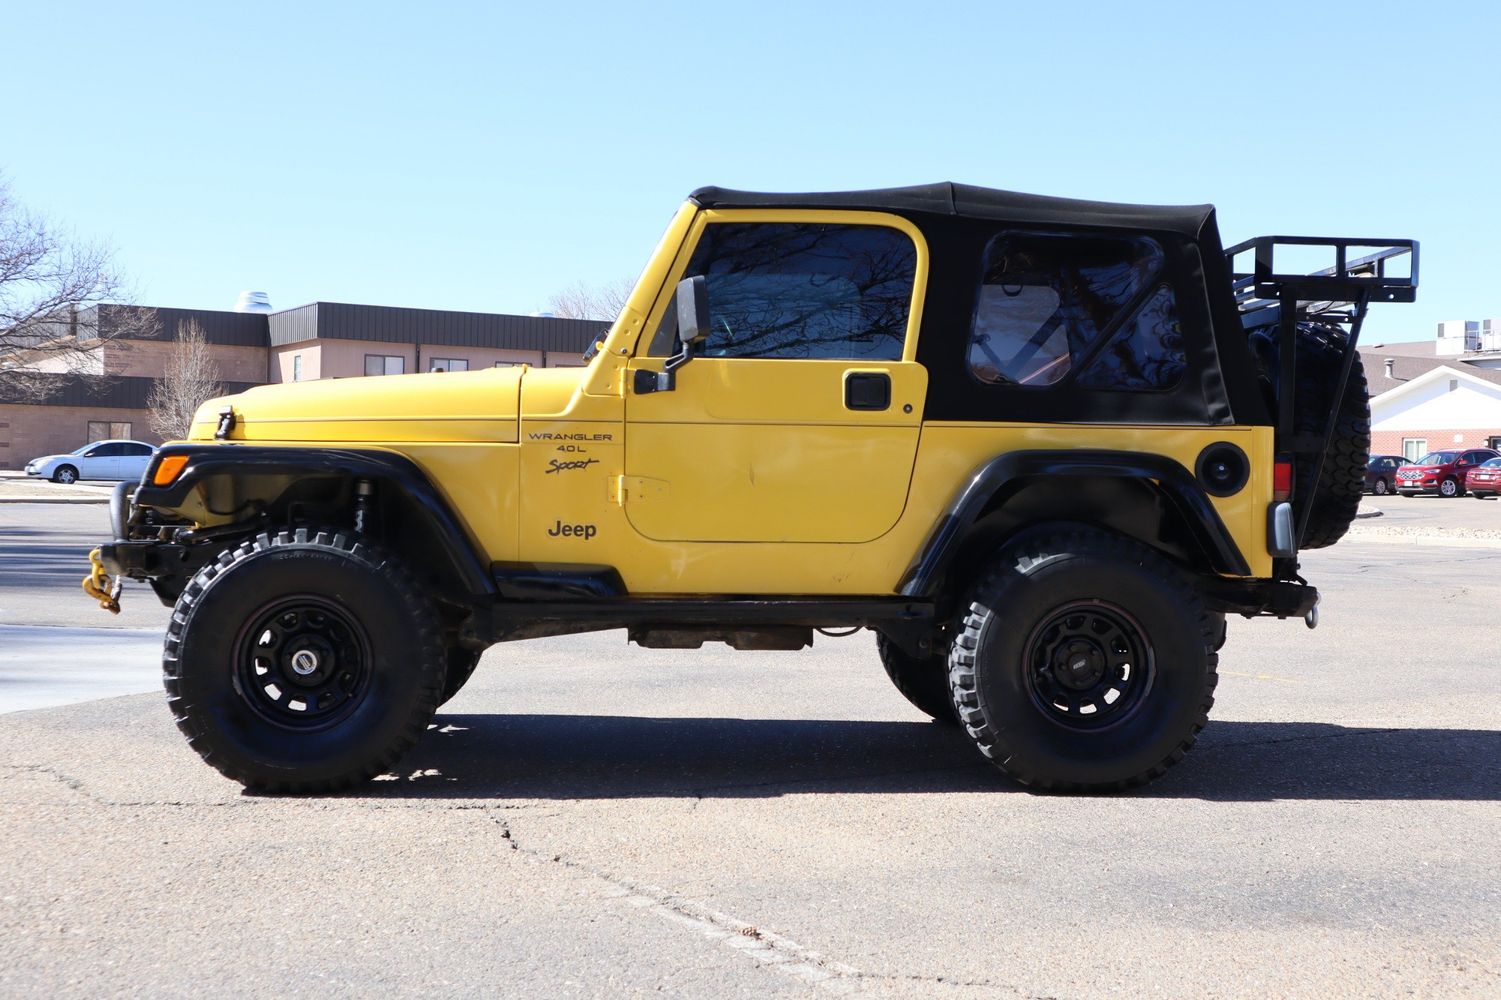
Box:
877 633 958 724
163 528 444 793
948 526 1218 791
1372 478 1389 496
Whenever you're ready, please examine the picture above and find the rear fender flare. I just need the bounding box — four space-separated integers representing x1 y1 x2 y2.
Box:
896 450 1250 598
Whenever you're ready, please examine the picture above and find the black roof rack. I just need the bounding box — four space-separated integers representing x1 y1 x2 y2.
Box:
1226 236 1418 324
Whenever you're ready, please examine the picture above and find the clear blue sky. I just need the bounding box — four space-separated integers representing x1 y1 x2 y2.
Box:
5 1 1497 345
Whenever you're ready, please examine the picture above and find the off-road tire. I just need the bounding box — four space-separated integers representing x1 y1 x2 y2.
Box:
440 647 482 706
52 465 79 484
949 526 1219 791
876 633 958 724
1250 322 1370 549
163 528 445 793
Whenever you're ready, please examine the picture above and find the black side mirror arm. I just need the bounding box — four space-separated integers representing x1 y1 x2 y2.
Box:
634 276 709 396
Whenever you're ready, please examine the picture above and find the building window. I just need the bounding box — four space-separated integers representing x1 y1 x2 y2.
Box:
364 355 405 377
1449 379 1459 392
87 421 131 442
1402 438 1427 462
428 358 469 372
493 362 516 368
292 355 302 382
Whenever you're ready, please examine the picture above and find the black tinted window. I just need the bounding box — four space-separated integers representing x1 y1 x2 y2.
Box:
90 443 123 457
968 232 1166 387
653 223 916 360
1076 284 1185 391
122 443 153 456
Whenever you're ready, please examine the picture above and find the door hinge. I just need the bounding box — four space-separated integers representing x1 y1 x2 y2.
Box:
610 475 669 505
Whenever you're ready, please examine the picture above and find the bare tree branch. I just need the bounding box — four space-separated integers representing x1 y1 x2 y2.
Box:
548 277 635 321
146 320 223 441
0 176 150 400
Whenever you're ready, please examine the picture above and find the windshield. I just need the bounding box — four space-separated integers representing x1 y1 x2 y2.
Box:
1416 452 1459 465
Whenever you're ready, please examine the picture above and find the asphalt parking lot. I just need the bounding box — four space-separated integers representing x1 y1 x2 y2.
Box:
1 498 1497 998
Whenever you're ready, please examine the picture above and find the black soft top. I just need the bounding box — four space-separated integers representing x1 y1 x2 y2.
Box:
690 183 1216 241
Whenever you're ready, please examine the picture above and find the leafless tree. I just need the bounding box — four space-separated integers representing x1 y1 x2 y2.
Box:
0 176 151 398
147 320 223 441
548 277 635 321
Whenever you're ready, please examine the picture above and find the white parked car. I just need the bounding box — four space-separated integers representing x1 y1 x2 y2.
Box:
24 440 157 484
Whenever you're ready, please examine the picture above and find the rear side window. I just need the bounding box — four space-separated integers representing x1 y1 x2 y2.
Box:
967 231 1185 391
651 222 917 360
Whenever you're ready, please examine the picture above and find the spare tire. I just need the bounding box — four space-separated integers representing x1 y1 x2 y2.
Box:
1248 322 1371 549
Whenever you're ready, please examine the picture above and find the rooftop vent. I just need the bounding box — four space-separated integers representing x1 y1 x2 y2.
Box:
233 291 273 314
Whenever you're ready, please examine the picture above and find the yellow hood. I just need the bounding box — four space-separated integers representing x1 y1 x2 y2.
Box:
188 367 525 444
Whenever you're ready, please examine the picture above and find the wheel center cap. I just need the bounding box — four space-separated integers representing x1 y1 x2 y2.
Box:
1053 641 1105 690
291 650 320 676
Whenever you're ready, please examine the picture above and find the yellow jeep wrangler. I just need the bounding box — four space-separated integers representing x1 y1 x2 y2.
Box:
88 184 1417 793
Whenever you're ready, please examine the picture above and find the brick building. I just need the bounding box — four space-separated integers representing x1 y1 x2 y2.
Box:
0 302 606 469
1362 324 1501 460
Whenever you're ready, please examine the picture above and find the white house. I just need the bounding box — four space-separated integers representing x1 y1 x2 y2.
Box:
1363 327 1501 459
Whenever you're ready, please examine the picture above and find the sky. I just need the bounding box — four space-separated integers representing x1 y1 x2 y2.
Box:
3 1 1497 346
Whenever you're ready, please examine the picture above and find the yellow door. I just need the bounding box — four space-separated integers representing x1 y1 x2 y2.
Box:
621 213 929 544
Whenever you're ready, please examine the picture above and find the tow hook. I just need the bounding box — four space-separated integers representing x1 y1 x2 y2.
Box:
1304 601 1319 630
82 547 122 615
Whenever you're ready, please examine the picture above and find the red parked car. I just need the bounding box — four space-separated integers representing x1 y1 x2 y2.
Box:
1465 456 1501 498
1394 448 1500 497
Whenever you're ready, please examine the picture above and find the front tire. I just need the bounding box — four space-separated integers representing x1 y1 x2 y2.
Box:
52 465 78 484
1440 477 1461 498
163 528 445 793
949 527 1218 791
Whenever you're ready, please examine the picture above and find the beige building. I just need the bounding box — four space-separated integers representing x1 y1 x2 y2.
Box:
0 302 606 469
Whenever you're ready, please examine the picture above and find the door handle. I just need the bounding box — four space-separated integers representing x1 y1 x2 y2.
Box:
844 371 891 411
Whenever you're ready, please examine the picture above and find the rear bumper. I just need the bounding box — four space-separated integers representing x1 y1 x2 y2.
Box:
1200 577 1318 619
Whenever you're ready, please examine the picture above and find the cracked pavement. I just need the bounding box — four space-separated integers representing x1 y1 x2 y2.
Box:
1 502 1498 998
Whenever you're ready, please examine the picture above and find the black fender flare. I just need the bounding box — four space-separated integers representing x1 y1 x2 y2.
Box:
896 449 1251 598
136 444 495 597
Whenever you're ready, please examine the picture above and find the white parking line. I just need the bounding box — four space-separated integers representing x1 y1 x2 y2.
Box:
0 624 164 714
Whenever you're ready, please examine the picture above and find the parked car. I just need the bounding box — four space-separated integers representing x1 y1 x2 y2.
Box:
1393 448 1500 497
1364 454 1410 495
23 440 156 484
1465 456 1501 498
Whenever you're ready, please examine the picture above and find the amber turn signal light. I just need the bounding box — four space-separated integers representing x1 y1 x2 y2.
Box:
152 454 190 486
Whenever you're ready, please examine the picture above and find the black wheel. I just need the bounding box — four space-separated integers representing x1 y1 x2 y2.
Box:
52 465 78 484
163 528 444 793
949 526 1218 791
1440 477 1461 498
440 646 482 706
1373 478 1389 496
877 632 958 724
1248 323 1370 548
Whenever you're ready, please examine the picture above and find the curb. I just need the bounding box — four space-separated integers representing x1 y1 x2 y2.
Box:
0 496 111 505
1354 507 1383 519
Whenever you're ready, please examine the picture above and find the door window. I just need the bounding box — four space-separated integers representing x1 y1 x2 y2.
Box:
650 222 917 360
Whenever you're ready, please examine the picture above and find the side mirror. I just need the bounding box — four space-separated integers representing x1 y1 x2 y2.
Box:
634 275 710 395
676 275 710 348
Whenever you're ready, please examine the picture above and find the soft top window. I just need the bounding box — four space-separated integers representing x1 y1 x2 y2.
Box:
967 231 1184 392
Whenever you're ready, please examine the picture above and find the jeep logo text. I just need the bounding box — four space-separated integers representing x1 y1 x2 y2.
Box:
547 520 597 540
